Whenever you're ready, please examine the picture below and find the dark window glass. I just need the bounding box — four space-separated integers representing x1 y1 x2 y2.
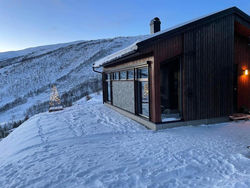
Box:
137 81 149 117
113 72 119 80
120 71 126 80
107 73 111 80
160 61 180 122
137 67 148 79
127 70 134 79
107 81 111 101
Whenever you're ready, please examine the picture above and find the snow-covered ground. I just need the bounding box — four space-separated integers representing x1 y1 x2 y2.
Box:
0 93 250 188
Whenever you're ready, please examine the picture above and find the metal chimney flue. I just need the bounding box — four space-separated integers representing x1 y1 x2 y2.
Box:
150 17 161 34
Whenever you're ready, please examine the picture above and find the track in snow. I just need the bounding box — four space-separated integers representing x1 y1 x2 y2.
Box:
0 93 249 188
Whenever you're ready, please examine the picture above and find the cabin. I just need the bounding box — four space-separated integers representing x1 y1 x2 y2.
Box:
93 7 250 130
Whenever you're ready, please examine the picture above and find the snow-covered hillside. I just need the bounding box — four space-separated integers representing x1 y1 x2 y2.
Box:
0 41 85 62
0 36 144 126
0 93 249 188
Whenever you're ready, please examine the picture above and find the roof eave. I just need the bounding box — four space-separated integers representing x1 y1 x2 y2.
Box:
102 51 141 68
101 49 138 68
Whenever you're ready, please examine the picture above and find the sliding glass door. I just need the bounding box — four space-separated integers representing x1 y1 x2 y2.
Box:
160 59 181 122
136 67 149 118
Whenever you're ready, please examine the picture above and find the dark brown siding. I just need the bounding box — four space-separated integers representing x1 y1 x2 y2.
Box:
235 33 250 110
102 10 250 123
183 15 235 120
141 35 183 123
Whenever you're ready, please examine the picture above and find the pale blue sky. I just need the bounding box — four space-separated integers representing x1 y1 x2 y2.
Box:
0 0 249 52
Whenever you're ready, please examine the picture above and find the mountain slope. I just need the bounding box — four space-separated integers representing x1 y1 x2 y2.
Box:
0 41 85 62
0 93 249 188
0 36 144 125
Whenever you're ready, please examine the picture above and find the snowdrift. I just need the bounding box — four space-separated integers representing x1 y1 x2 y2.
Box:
0 94 250 188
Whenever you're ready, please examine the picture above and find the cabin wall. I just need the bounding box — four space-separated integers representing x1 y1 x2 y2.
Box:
142 35 183 123
183 15 235 120
103 56 153 117
235 33 250 110
102 13 249 124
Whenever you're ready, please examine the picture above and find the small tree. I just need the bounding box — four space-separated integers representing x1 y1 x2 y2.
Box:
86 94 92 101
49 85 63 112
24 115 29 121
50 85 61 107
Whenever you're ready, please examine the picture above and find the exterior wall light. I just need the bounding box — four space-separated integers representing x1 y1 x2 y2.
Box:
244 69 248 75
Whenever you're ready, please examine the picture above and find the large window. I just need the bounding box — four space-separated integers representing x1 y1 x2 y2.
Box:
136 67 149 117
104 66 149 118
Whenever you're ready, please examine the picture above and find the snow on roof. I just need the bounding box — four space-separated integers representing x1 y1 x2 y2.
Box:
93 8 231 68
93 41 140 68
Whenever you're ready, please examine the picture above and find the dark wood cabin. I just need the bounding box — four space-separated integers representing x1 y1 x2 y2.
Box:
93 7 250 130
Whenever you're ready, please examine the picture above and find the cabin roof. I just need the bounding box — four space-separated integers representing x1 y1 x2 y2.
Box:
93 7 250 68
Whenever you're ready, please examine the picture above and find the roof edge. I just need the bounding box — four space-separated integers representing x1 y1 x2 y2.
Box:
138 6 249 46
93 41 139 68
93 7 250 68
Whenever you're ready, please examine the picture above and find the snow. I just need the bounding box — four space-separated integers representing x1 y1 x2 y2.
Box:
162 117 181 122
49 106 63 111
0 93 250 188
0 41 85 61
93 41 139 68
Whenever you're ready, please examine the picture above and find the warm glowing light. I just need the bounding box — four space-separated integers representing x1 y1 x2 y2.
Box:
244 69 248 75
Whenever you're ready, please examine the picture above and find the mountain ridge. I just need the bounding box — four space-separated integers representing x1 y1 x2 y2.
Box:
0 36 144 127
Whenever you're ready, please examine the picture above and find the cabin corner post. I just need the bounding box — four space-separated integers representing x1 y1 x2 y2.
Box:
150 58 161 123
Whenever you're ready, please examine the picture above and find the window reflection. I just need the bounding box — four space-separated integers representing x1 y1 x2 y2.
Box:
127 70 134 79
136 67 149 117
120 71 126 80
137 67 148 79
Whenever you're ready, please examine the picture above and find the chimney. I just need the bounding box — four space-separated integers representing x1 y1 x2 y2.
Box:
150 17 161 34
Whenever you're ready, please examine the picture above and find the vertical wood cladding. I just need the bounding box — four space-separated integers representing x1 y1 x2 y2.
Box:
143 35 183 123
183 15 235 120
235 33 250 110
102 10 250 123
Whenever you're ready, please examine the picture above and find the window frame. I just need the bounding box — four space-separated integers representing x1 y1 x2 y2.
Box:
135 66 150 118
136 67 148 81
127 69 134 80
113 72 119 80
103 63 151 119
120 71 127 80
105 73 112 103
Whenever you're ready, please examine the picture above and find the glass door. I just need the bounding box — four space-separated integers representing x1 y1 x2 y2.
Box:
136 67 149 118
160 59 181 122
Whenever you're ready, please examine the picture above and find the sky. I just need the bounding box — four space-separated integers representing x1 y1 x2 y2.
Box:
0 0 249 52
